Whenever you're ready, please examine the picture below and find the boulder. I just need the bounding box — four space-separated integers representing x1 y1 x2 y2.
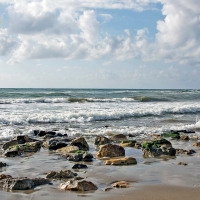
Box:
142 139 172 149
0 177 50 191
2 135 39 150
120 140 137 147
143 146 176 157
46 170 77 179
3 141 41 157
43 138 70 150
112 181 129 188
96 144 125 158
71 137 89 151
56 145 79 154
58 180 97 191
94 135 111 145
64 152 93 162
104 157 137 165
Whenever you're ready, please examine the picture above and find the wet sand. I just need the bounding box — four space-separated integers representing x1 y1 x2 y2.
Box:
0 139 200 200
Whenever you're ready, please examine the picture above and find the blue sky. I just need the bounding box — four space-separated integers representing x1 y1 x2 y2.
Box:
0 0 200 89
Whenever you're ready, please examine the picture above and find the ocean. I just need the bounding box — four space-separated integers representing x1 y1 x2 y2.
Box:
0 88 200 140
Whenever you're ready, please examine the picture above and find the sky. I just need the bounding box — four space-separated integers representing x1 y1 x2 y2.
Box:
0 0 200 89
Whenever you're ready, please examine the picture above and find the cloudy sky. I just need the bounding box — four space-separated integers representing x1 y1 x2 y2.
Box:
0 0 200 89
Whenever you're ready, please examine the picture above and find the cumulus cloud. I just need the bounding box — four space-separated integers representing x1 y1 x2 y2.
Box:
0 0 200 66
0 29 17 55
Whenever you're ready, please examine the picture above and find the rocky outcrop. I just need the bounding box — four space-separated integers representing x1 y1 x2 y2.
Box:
46 170 77 179
104 157 137 165
96 144 125 158
94 135 111 145
70 137 89 151
58 180 97 191
0 177 50 191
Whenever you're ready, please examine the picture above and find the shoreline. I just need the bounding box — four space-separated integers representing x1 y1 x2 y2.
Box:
0 132 200 199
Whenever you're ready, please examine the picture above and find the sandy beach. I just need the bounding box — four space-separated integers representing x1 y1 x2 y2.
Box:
0 136 200 200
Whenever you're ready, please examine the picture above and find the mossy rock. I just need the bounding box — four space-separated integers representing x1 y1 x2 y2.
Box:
161 131 180 139
142 139 172 149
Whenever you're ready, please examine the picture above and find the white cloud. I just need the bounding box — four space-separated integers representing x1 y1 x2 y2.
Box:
0 0 200 66
0 28 17 55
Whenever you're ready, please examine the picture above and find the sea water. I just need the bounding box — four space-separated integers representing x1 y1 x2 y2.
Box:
0 88 200 140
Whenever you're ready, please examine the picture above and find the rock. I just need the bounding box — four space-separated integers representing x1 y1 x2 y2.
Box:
2 135 39 150
72 164 88 169
142 139 172 149
56 145 79 154
143 146 176 157
191 136 198 140
120 140 137 147
0 177 50 191
112 181 129 188
176 149 196 155
104 157 137 165
161 131 180 139
94 135 111 145
0 174 12 180
135 142 142 149
71 137 89 151
43 138 70 150
111 134 127 142
58 180 97 191
178 162 188 166
96 144 125 158
46 170 77 179
3 141 41 157
180 135 190 140
64 152 93 162
193 142 200 147
0 162 7 168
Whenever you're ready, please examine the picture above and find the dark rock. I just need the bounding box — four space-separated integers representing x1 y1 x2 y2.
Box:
178 162 188 166
0 174 12 180
46 170 77 179
0 177 50 191
143 146 176 157
71 137 89 151
72 164 88 169
142 139 172 149
94 135 111 145
2 135 39 150
64 152 93 162
0 162 7 168
43 138 70 150
96 144 125 158
58 180 97 191
176 149 196 155
37 131 46 137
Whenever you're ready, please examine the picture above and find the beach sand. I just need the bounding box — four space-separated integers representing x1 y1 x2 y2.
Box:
0 139 200 200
